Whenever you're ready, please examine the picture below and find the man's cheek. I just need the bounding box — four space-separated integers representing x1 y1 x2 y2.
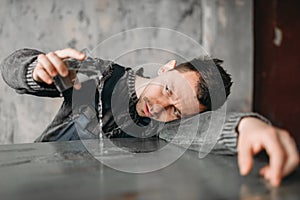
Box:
156 110 169 122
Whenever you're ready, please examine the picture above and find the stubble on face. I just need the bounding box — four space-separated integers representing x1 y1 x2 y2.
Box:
135 70 203 122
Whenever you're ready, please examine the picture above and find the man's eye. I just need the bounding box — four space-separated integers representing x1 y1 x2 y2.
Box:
165 85 172 95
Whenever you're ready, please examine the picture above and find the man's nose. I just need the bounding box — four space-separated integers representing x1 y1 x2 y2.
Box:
150 104 164 115
150 98 170 115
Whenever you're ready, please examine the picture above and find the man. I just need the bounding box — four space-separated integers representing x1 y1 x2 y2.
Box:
1 48 299 187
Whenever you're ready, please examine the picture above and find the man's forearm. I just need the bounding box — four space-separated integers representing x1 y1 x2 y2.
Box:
0 48 60 97
158 111 270 155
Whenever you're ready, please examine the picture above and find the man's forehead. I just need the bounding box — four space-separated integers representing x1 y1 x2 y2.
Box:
167 71 201 115
167 70 198 93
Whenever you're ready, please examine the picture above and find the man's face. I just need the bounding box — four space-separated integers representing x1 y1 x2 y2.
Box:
136 70 206 122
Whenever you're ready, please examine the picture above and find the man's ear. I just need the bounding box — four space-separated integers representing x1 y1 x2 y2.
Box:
157 60 177 75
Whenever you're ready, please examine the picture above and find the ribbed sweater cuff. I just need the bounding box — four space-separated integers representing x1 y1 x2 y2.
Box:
25 60 57 91
219 112 271 154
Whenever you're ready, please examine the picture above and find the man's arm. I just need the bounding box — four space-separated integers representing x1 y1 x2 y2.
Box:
159 112 267 155
207 112 271 155
0 48 86 97
158 111 299 187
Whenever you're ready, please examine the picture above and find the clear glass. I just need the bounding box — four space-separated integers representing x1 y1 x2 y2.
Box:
53 48 101 93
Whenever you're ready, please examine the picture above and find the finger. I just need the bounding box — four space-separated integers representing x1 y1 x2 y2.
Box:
37 54 57 77
238 142 254 176
259 165 269 176
32 63 42 82
54 48 86 60
259 166 274 183
263 130 285 187
46 52 68 77
263 167 272 181
277 130 300 177
34 65 53 84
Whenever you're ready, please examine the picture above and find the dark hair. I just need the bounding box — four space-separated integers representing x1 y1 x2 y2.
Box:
174 57 232 111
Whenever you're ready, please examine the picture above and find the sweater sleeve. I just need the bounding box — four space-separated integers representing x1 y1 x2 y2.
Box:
0 48 60 97
158 111 271 155
209 112 270 155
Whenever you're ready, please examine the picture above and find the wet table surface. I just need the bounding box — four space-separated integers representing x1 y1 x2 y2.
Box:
0 138 299 200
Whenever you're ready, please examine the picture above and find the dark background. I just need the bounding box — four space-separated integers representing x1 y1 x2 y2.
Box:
254 0 300 144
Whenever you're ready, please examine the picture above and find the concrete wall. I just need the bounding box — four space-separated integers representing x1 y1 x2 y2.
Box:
202 0 253 112
0 0 252 144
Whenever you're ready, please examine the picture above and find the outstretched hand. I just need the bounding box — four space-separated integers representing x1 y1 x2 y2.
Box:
237 117 299 187
33 48 86 89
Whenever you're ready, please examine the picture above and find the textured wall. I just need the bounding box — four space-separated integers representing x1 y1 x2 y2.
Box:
0 0 252 144
202 0 253 112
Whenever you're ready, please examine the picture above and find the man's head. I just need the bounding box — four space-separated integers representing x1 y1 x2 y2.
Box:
135 57 232 122
174 58 232 111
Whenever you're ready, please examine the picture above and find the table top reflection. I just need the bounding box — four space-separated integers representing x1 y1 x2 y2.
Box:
0 138 299 200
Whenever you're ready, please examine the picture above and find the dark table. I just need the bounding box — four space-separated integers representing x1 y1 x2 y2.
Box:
0 138 299 200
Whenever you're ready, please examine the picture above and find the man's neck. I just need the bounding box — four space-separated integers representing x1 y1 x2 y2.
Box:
135 75 152 98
